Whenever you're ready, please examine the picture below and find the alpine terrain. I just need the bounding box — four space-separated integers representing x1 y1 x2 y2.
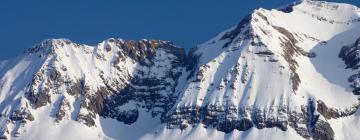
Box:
1 0 360 140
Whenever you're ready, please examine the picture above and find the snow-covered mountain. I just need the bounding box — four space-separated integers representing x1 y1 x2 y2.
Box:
1 0 360 140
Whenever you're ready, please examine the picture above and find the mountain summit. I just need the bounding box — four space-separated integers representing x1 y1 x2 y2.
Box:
1 1 360 140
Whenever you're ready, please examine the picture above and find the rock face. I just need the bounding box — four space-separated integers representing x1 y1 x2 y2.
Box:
100 40 185 124
339 38 360 95
165 99 359 140
339 38 360 69
1 0 360 140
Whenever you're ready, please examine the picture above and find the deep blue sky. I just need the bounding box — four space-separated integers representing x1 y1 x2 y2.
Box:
0 0 359 60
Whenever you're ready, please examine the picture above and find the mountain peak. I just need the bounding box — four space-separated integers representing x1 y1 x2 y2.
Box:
279 0 359 14
26 38 74 55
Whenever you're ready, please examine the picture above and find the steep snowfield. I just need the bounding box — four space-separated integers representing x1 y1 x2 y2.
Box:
140 125 305 140
21 107 161 140
1 0 360 140
328 109 360 140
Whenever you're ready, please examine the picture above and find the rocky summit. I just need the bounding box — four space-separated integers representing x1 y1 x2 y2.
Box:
1 0 360 140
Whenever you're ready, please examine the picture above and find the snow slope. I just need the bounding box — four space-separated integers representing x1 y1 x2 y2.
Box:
166 0 360 139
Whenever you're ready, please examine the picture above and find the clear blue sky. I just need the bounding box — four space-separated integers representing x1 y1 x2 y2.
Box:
0 0 359 60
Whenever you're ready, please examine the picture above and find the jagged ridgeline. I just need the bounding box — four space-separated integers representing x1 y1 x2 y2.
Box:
1 0 360 140
0 38 186 138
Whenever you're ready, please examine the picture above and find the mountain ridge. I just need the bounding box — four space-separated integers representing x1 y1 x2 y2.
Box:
1 0 360 140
